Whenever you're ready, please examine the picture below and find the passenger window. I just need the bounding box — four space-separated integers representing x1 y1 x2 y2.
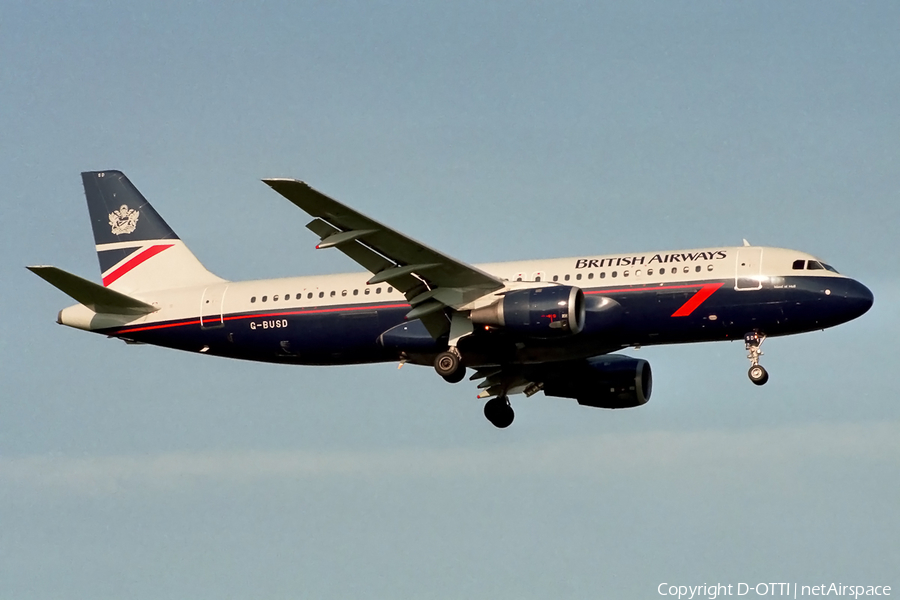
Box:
576 273 582 280
564 274 570 281
588 273 594 280
376 287 382 294
707 265 714 272
251 296 256 303
635 270 641 277
318 292 324 298
342 290 348 297
330 291 336 297
262 296 268 302
553 275 559 282
623 270 630 277
647 269 653 276
659 268 665 275
600 272 606 279
387 287 393 293
273 295 279 301
611 271 618 278
353 289 358 296
695 265 701 272
307 292 313 299
792 259 806 270
296 293 302 300
365 288 370 295
683 266 690 273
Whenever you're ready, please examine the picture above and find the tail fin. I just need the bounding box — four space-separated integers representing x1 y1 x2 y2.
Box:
82 170 224 293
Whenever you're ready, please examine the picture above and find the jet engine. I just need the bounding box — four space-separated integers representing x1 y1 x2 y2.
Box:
543 355 652 409
470 286 585 338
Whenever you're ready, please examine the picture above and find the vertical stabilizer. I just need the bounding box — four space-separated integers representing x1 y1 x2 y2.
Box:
82 171 224 293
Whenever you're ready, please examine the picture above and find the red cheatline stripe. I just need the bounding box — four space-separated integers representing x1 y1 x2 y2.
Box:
671 282 724 317
115 303 411 333
584 283 714 295
103 244 175 287
121 318 204 333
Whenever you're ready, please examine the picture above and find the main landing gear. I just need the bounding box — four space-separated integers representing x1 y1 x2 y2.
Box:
434 348 514 428
744 331 769 386
484 396 515 428
434 350 466 383
433 350 513 428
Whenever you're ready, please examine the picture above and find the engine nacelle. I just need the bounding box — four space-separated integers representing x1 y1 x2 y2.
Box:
543 355 652 409
470 286 585 338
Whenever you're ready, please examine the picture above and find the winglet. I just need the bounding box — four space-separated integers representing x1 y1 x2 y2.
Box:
27 266 158 315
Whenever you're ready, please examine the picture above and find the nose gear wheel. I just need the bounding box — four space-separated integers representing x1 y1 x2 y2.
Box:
744 331 768 385
748 364 769 385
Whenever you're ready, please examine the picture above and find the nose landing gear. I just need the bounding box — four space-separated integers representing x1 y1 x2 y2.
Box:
745 331 769 385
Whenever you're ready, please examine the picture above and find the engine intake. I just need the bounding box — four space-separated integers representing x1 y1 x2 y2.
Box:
543 355 652 409
470 286 585 338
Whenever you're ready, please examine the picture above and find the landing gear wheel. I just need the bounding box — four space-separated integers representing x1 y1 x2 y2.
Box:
744 331 769 386
441 368 466 384
483 397 514 429
434 351 461 378
748 364 769 386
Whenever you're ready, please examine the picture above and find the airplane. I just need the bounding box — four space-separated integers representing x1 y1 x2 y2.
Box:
29 171 874 428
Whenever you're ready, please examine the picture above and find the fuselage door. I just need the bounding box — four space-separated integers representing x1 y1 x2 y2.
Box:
735 248 763 291
201 285 228 328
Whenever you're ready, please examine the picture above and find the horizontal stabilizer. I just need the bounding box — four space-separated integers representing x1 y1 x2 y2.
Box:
27 266 158 315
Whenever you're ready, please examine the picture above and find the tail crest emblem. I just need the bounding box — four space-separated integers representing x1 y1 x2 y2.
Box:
109 205 140 235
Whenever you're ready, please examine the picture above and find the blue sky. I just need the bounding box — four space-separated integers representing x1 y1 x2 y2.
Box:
1 2 898 598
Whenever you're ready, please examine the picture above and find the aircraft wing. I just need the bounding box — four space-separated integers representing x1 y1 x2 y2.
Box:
263 179 505 336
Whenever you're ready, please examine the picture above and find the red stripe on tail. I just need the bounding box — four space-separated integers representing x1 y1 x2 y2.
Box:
102 244 174 287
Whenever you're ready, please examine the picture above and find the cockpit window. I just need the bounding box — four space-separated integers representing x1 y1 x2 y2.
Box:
794 258 839 273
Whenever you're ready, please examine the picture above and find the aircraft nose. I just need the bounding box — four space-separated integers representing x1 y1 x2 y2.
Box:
829 278 874 319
